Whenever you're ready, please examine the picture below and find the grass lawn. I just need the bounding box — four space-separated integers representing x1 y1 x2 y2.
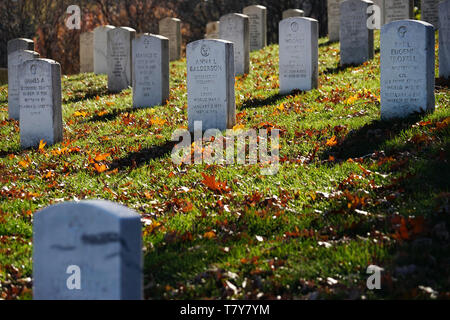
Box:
0 31 449 300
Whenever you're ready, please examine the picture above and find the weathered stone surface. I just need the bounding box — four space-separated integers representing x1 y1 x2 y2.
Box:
80 31 94 73
159 18 182 61
384 0 414 24
205 21 220 39
7 38 34 55
372 0 386 27
107 27 135 92
381 20 435 119
94 26 115 74
421 0 439 28
282 9 305 20
19 59 63 148
8 50 40 120
439 0 450 78
328 0 344 42
187 39 235 132
33 200 142 300
132 34 169 108
243 5 267 51
340 0 374 66
279 17 319 94
219 13 250 75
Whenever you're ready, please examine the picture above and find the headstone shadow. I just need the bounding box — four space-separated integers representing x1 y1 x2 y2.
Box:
240 92 284 110
322 63 354 75
436 77 450 89
110 140 177 171
320 114 424 161
85 107 136 123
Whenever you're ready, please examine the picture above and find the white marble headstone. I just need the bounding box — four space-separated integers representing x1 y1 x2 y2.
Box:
19 59 63 148
381 20 435 119
80 31 94 73
279 17 319 94
159 18 182 61
7 38 34 55
187 39 236 132
107 27 136 92
132 34 170 108
282 9 305 20
243 5 267 52
328 0 344 42
94 25 115 74
340 0 375 66
219 13 250 75
8 50 39 120
439 0 450 79
33 200 142 300
372 0 386 27
421 0 439 28
384 0 414 24
205 21 220 39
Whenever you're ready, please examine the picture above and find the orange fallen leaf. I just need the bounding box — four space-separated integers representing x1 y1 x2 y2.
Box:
94 163 108 173
203 231 216 239
94 153 111 162
326 136 338 147
38 140 46 151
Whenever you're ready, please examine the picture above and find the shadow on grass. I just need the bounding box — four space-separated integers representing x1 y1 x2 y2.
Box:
240 92 285 110
63 88 111 104
110 140 177 171
0 148 22 158
85 107 137 123
319 40 337 47
436 77 450 89
143 241 229 299
320 114 423 161
322 63 354 75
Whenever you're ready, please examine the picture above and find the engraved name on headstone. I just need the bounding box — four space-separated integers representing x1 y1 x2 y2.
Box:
279 17 319 94
132 34 170 108
187 39 236 132
107 27 136 92
381 20 435 119
19 59 63 148
219 13 250 75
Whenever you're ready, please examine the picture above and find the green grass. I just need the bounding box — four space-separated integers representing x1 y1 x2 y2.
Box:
0 31 449 300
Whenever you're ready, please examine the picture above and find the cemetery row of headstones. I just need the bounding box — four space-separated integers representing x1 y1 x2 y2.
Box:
4 0 450 300
6 1 450 148
327 0 442 41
